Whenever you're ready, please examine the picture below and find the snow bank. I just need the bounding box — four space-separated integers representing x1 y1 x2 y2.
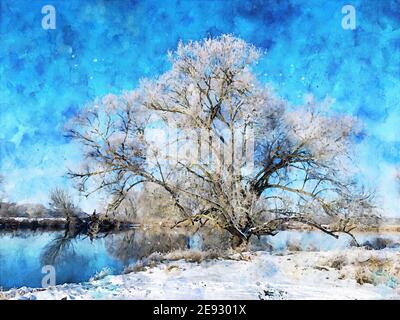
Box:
4 249 400 300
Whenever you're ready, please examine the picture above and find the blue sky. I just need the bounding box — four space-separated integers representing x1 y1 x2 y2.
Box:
0 0 399 215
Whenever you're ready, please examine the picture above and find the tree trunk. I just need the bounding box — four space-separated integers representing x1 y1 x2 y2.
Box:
225 224 252 251
225 213 253 251
231 234 250 252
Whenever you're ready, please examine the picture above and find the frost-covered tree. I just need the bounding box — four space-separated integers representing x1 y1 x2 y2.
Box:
68 35 374 248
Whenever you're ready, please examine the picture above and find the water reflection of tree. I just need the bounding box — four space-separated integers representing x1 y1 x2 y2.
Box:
105 229 189 265
38 226 231 268
1 230 38 239
40 230 77 266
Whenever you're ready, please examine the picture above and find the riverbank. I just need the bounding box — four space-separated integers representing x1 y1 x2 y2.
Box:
3 248 399 300
0 216 137 232
0 217 67 230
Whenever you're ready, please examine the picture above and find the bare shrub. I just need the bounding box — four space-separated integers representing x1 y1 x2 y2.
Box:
123 249 223 274
328 255 347 270
324 252 399 288
362 237 397 250
163 249 221 262
0 289 8 301
354 256 394 285
355 268 375 285
286 241 302 252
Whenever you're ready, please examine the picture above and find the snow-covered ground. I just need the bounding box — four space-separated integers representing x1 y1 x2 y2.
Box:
3 248 399 300
8 217 66 222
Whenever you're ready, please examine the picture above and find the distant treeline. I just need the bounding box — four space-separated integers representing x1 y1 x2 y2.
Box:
0 201 85 218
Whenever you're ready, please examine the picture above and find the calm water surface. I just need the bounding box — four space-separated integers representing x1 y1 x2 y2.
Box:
1 229 399 289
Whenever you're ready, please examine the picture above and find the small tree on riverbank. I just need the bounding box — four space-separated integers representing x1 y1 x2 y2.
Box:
49 188 79 221
68 35 375 249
